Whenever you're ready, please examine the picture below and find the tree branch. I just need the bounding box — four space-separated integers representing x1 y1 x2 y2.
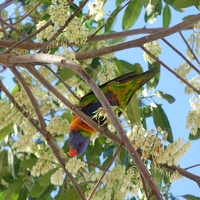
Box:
141 46 200 95
76 14 200 60
9 66 47 130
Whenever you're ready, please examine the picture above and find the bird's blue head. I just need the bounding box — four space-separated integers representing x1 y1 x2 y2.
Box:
68 130 90 156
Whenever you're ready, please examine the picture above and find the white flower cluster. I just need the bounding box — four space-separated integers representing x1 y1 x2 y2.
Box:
88 0 105 21
46 116 70 136
185 76 200 94
85 166 137 199
12 133 37 156
50 169 64 186
49 0 69 27
97 60 117 85
63 47 78 63
143 40 161 64
186 95 200 135
127 123 190 166
0 103 23 131
65 157 86 174
36 20 55 43
174 62 191 80
63 18 88 45
31 150 54 177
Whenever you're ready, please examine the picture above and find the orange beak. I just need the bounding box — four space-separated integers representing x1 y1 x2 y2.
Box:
68 146 77 157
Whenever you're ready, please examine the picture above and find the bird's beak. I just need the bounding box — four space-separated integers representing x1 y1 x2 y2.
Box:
68 146 77 157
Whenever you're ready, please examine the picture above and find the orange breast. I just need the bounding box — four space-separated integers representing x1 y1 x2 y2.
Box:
70 115 96 134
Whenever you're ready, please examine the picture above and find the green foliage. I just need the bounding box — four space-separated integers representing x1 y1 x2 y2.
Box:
163 4 171 27
153 104 173 142
122 0 142 30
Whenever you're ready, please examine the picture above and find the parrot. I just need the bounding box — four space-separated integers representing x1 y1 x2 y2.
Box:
68 68 159 156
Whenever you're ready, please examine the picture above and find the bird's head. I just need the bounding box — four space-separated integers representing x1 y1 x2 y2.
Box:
68 130 90 157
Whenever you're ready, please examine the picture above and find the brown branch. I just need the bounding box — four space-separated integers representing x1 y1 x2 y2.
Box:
44 65 80 101
87 143 123 200
141 46 200 95
4 20 52 53
76 14 200 60
0 0 16 11
0 77 86 200
0 26 194 51
9 66 46 130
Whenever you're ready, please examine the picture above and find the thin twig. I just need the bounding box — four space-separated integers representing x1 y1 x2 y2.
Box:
9 66 47 130
179 31 200 64
37 0 89 52
87 143 123 200
185 164 200 170
44 65 80 101
76 14 200 60
90 0 131 36
140 173 150 199
141 45 200 95
4 20 52 53
0 0 44 32
162 38 200 74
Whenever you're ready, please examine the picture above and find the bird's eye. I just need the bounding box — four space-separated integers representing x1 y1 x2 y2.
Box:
78 142 83 147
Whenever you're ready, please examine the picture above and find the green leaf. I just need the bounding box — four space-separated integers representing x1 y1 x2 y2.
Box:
105 6 122 32
116 0 125 7
182 15 196 21
148 62 160 89
189 128 200 140
173 0 199 8
20 156 38 169
0 150 11 179
0 123 14 142
3 178 23 200
126 94 141 124
57 185 88 200
152 104 173 142
18 187 28 200
94 138 103 156
114 59 142 74
114 59 134 74
154 90 175 103
39 168 58 187
163 4 171 27
11 85 19 96
122 0 142 30
150 164 162 189
59 68 75 81
181 194 200 200
140 0 149 7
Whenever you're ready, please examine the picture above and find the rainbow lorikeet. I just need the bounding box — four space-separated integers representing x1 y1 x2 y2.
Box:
68 68 159 156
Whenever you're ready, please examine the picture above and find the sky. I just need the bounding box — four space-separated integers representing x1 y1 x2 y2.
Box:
2 1 200 199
